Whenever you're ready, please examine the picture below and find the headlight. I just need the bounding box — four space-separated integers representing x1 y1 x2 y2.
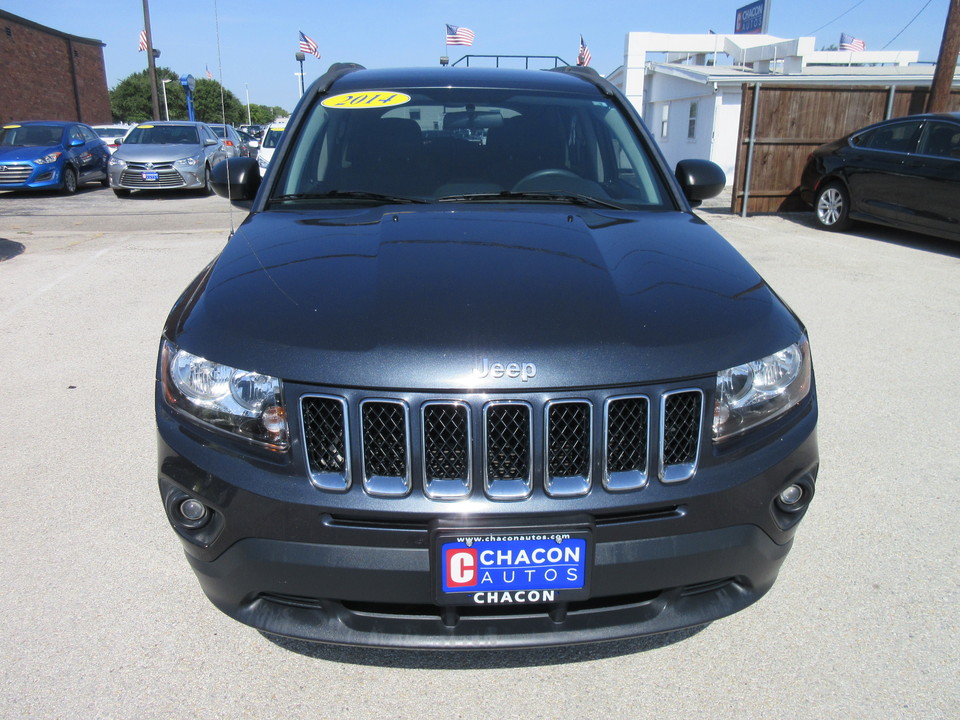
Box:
160 340 288 450
108 156 126 168
35 152 62 164
713 335 812 441
174 155 201 167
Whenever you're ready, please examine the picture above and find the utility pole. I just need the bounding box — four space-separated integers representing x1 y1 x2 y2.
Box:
142 0 161 120
927 0 960 113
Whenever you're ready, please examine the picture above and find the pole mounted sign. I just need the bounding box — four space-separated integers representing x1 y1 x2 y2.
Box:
734 0 770 34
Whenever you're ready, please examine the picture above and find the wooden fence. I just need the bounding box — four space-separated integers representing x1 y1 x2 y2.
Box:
731 84 960 214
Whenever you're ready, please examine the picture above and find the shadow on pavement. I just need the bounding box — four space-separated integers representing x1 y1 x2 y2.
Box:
0 238 25 261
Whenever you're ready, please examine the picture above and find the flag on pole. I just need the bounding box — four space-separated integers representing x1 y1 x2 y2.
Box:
445 24 475 46
577 35 592 66
138 30 148 52
205 65 213 80
839 33 866 51
299 31 321 59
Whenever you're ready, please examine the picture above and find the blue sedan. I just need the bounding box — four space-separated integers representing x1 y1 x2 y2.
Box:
0 121 110 193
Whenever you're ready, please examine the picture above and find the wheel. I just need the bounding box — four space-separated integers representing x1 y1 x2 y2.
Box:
198 165 213 195
61 166 78 194
814 182 851 231
113 188 131 198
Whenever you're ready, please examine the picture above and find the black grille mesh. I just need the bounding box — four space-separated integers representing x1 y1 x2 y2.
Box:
486 405 530 480
362 402 407 477
423 404 469 480
548 402 590 477
606 397 648 472
663 392 702 465
302 397 346 474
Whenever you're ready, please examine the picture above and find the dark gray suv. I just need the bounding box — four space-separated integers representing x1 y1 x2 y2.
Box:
156 63 819 649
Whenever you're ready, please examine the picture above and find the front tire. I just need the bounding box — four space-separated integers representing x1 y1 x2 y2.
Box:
198 165 213 195
814 182 851 231
61 166 78 194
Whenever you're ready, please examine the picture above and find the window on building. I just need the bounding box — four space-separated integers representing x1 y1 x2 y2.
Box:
660 104 669 139
688 101 698 140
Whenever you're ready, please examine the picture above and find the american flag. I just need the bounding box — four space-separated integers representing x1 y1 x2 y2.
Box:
299 31 321 59
578 35 592 67
138 30 148 52
839 33 866 52
446 24 475 46
205 66 213 80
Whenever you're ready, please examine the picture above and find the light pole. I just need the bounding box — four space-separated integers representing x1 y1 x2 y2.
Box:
161 78 172 121
295 52 305 97
245 83 251 125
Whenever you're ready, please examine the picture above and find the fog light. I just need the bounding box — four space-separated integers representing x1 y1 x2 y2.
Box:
779 484 803 506
179 498 207 521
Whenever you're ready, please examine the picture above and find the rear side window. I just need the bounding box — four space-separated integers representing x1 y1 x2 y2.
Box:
852 121 921 154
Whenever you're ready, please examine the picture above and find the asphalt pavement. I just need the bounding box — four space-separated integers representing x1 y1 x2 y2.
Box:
0 185 957 719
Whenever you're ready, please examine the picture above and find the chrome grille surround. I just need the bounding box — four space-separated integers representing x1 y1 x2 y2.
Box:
299 385 705 502
119 162 185 188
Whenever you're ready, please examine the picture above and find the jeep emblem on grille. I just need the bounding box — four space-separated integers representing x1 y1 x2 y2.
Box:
473 358 537 382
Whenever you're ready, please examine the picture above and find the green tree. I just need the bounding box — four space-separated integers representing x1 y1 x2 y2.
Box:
110 68 287 125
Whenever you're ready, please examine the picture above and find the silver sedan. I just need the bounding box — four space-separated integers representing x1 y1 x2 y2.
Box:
108 121 228 197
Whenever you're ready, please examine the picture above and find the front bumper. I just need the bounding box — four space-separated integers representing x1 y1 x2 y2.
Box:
0 162 64 190
157 388 818 648
109 165 204 190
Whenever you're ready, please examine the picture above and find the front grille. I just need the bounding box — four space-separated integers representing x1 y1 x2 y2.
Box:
300 387 705 501
119 164 185 188
0 164 33 183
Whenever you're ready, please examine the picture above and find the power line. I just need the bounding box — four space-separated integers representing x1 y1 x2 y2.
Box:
805 0 867 37
881 0 936 49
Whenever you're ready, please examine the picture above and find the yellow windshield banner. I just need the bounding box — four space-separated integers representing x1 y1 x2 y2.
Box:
321 91 411 109
3 125 22 129
138 124 155 129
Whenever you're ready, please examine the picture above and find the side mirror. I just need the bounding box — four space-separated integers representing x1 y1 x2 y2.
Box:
675 159 726 207
249 140 259 149
69 138 84 147
211 157 261 204
204 137 218 146
113 137 124 145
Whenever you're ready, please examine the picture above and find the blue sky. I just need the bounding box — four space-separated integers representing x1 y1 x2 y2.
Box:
4 0 952 114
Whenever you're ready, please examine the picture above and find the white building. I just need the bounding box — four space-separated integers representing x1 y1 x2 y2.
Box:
606 32 942 179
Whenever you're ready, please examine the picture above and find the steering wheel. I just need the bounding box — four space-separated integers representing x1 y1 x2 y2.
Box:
513 168 582 191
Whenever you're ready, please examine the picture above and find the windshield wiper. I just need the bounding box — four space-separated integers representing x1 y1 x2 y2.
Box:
270 190 428 205
437 191 626 210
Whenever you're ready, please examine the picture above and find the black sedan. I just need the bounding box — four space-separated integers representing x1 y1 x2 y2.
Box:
800 113 960 242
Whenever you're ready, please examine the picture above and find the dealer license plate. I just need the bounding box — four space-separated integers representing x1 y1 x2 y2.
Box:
141 171 159 181
435 529 591 606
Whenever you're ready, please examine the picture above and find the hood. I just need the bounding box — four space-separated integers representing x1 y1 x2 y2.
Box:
169 205 802 389
0 145 62 163
114 143 203 162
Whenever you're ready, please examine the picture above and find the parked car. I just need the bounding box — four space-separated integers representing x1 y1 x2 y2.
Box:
239 124 263 138
207 123 243 159
108 121 228 197
159 64 818 649
235 129 259 158
0 120 110 193
91 124 131 154
801 113 960 242
255 120 286 175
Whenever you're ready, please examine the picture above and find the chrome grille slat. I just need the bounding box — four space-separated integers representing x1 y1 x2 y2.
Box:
0 165 33 182
300 387 704 500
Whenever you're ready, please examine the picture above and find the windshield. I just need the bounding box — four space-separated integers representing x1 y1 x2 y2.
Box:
95 127 127 138
272 87 671 209
124 125 200 145
262 127 284 148
0 124 64 147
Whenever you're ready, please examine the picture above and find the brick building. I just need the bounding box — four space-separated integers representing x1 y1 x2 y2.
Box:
0 10 111 124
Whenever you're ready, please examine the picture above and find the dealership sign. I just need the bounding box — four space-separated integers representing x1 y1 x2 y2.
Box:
735 0 770 34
